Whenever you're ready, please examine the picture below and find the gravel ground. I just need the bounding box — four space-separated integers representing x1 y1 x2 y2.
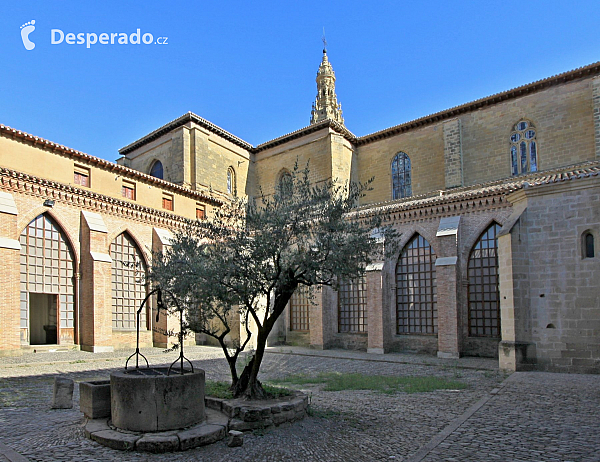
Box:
0 346 596 461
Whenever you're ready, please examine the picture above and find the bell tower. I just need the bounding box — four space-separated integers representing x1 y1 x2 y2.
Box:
310 43 344 125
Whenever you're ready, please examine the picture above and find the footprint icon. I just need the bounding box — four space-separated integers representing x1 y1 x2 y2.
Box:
20 20 36 50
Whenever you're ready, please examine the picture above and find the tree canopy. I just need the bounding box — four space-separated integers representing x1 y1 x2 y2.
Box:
151 163 396 398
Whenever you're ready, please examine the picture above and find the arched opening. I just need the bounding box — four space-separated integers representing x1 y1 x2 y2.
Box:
510 120 537 176
19 214 76 345
396 234 437 335
277 170 293 199
149 160 164 179
583 231 595 258
467 223 501 337
227 167 236 196
110 232 148 330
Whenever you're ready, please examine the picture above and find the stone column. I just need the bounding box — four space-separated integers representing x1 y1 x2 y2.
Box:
0 192 22 354
497 200 534 371
435 216 461 358
366 262 387 354
310 286 332 350
79 211 113 353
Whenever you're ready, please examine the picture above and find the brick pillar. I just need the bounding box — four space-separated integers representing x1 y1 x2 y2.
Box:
152 228 180 348
366 263 387 354
310 286 332 349
0 192 22 354
443 118 463 189
435 216 462 358
79 212 113 353
592 77 600 160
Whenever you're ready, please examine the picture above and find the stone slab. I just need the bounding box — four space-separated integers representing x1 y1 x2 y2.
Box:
51 377 73 409
178 424 226 451
90 429 140 451
135 434 180 453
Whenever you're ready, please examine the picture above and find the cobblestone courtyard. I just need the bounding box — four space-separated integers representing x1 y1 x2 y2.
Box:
0 346 597 461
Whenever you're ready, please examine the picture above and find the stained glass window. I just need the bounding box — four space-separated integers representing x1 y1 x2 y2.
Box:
392 152 412 200
510 120 538 175
150 161 163 179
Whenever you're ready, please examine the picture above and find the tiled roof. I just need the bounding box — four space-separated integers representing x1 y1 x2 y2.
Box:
0 124 223 205
352 161 600 218
118 112 254 154
253 119 356 152
354 61 600 145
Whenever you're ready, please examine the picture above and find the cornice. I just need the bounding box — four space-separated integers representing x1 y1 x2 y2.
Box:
0 123 223 206
0 167 194 230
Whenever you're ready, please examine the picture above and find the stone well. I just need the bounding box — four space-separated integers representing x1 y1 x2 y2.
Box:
110 367 205 432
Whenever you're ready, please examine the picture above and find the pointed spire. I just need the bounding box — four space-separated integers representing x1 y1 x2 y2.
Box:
310 45 344 126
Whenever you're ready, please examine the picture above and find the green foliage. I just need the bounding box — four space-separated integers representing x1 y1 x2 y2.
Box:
205 381 292 399
150 162 398 396
269 372 468 394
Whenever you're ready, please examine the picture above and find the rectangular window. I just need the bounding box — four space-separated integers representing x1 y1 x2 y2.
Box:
122 181 136 200
162 194 173 211
74 166 90 187
338 276 367 333
196 204 206 220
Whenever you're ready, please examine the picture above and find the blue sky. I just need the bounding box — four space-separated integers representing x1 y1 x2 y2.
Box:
1 1 599 162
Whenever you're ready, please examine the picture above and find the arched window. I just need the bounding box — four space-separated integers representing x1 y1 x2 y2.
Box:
277 171 293 198
338 276 367 333
468 223 501 338
396 234 437 334
227 167 236 195
19 214 75 345
510 120 538 176
392 152 412 200
149 160 163 179
290 287 309 331
110 233 147 330
583 231 595 258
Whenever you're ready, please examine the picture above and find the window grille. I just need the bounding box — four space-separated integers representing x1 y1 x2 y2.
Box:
467 223 501 337
338 276 367 333
290 287 310 331
110 233 147 330
396 234 437 334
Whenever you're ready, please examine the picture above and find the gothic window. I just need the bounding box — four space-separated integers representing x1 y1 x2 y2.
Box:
110 233 147 330
278 171 293 198
290 287 310 331
468 223 501 338
583 231 595 258
396 234 437 335
227 167 236 195
338 276 367 333
392 152 412 200
149 160 163 179
19 214 75 343
510 120 538 175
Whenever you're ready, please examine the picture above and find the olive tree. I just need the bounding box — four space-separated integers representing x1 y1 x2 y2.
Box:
151 164 396 399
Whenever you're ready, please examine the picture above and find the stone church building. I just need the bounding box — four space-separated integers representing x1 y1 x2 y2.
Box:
0 50 598 373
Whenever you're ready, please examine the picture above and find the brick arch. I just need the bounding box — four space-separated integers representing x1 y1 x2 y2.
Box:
388 223 438 265
109 230 149 330
106 227 151 269
459 216 505 268
17 207 80 265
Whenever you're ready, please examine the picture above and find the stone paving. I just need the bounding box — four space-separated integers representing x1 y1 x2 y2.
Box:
0 346 596 461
